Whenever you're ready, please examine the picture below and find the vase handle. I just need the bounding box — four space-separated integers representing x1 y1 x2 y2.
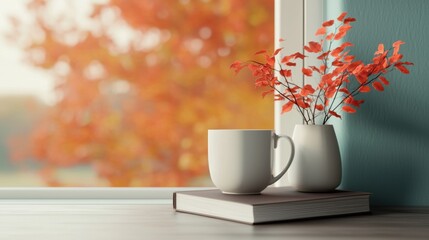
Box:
269 133 295 185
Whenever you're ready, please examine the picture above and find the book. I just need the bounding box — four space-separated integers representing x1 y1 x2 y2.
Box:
173 187 370 224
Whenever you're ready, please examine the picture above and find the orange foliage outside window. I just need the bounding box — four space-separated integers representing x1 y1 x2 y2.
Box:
8 0 274 186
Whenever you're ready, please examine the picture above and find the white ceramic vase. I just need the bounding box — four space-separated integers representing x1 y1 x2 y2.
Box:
289 124 341 192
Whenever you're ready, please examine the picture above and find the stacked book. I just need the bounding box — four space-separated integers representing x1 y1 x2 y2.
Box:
173 187 370 224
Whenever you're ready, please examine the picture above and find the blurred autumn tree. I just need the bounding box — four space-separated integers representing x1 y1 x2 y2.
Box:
8 0 274 186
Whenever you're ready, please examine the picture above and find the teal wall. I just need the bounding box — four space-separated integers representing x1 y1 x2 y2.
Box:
325 0 429 206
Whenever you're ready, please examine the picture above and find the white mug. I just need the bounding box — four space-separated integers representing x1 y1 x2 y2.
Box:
208 129 294 194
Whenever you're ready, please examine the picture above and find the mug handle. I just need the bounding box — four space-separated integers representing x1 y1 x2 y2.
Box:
269 133 295 185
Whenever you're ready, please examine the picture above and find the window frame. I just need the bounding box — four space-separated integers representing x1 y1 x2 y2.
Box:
273 0 324 186
0 0 323 200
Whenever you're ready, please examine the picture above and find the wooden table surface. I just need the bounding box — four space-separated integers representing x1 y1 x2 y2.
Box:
0 202 428 240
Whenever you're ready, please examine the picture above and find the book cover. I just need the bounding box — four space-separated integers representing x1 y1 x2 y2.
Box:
173 187 370 224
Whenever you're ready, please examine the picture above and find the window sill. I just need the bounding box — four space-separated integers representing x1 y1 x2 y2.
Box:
0 187 214 201
0 199 172 204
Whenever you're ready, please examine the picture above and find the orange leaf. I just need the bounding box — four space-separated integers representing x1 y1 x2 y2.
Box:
337 12 348 22
317 51 330 60
334 24 352 40
393 40 405 55
356 72 368 84
326 33 335 41
342 105 356 113
248 63 260 74
329 110 342 119
322 20 335 27
328 42 352 58
280 69 292 77
343 17 356 24
309 41 322 52
281 55 293 63
332 60 344 67
266 55 275 67
334 32 346 40
325 87 337 98
344 96 364 107
359 85 371 93
389 54 403 63
271 76 280 85
255 78 269 87
279 38 285 42
393 40 405 47
302 67 313 77
321 73 333 85
339 87 350 94
274 94 285 101
281 101 294 113
292 52 306 59
331 47 344 57
372 81 384 91
255 50 267 55
296 98 310 108
344 55 355 62
286 62 296 66
315 27 326 36
343 76 350 83
303 46 311 52
273 48 283 56
285 86 300 94
375 43 384 55
315 104 324 111
304 41 322 53
325 98 330 107
347 61 363 73
394 63 410 74
339 24 352 32
379 76 390 85
301 84 315 96
309 66 322 74
262 89 274 98
336 51 350 61
230 61 244 74
340 42 354 48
